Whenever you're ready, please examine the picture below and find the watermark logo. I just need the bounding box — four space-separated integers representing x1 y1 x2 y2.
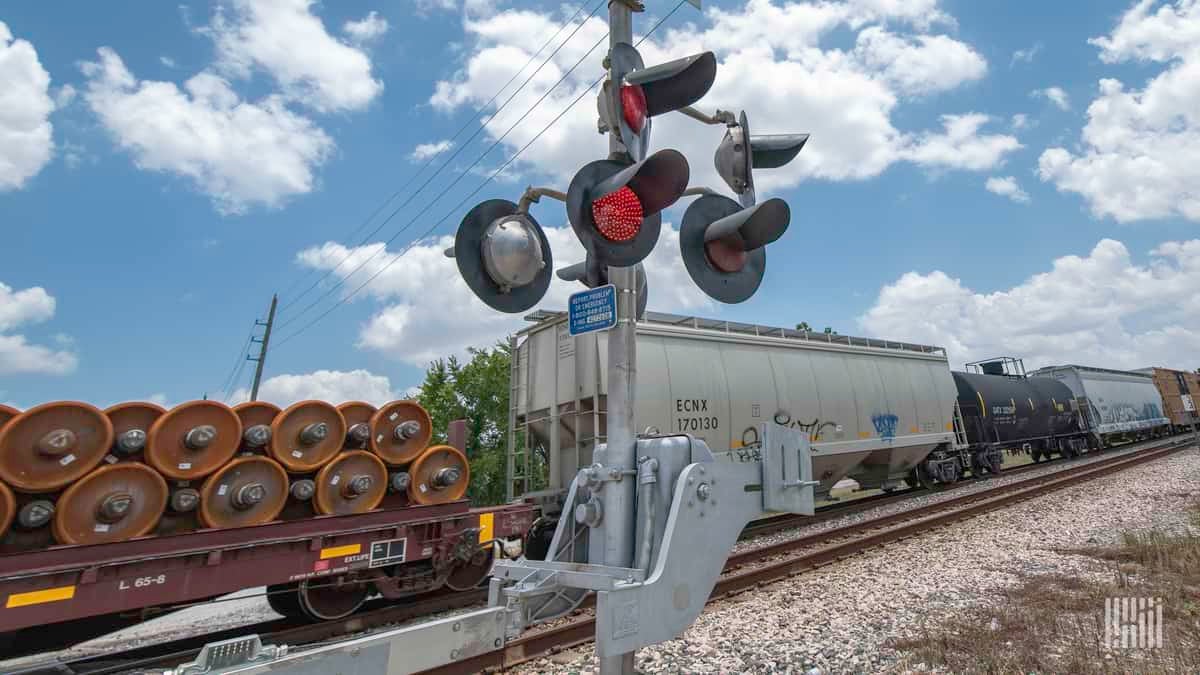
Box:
1104 596 1164 649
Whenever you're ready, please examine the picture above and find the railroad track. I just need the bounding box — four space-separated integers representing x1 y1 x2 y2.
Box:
425 437 1191 674
13 436 1184 675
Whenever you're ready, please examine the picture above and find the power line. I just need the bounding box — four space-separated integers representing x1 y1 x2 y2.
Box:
272 19 611 336
275 0 606 316
215 324 255 398
271 0 692 349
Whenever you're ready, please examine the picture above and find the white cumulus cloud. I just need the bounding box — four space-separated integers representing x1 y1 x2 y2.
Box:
0 281 77 375
1032 85 1070 110
230 368 398 406
206 0 383 113
1038 0 1200 223
853 27 987 96
903 113 1022 171
985 175 1030 203
80 47 334 215
0 21 56 191
343 11 389 45
1010 42 1042 67
410 140 454 161
859 238 1200 371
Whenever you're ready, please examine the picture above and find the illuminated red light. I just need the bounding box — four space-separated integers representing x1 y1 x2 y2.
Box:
621 84 647 133
592 187 643 242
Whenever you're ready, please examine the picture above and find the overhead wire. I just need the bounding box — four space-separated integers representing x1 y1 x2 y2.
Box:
272 0 691 349
214 325 255 400
272 9 611 336
273 0 606 317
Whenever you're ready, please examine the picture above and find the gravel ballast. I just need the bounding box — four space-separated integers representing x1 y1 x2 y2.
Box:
515 447 1200 674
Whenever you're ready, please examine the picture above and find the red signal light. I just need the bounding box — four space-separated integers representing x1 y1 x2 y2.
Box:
704 237 747 273
592 187 643 242
620 84 647 133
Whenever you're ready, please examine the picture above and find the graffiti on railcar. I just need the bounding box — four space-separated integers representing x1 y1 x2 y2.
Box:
772 410 839 441
871 413 899 439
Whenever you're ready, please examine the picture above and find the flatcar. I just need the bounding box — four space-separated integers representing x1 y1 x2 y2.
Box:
0 399 532 655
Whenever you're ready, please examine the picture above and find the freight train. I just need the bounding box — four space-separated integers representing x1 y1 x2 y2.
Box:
0 398 534 654
507 310 1193 529
2 310 1194 656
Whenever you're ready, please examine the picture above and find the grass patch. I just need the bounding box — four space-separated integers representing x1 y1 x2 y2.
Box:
889 503 1200 674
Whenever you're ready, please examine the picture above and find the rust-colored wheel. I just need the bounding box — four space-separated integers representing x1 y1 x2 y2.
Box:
233 401 281 451
146 401 242 480
51 463 167 545
0 401 113 493
104 402 167 459
369 400 432 466
407 445 470 505
337 401 377 449
0 481 14 539
314 450 387 515
269 401 346 473
198 455 288 529
0 404 18 431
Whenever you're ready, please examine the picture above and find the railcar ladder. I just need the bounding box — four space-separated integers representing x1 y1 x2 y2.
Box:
506 335 531 502
952 400 969 448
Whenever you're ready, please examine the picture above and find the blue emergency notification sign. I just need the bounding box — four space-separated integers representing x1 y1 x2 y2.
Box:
568 284 617 336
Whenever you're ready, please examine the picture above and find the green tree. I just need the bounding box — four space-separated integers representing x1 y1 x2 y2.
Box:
795 321 813 331
415 341 541 506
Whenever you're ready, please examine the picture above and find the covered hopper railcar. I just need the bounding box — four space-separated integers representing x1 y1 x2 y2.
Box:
509 310 965 510
1029 365 1172 445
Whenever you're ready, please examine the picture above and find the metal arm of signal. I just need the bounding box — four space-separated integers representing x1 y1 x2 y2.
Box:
516 186 568 214
677 105 737 126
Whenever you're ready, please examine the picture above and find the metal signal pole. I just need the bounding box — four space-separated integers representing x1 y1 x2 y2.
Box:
600 4 640 674
248 294 278 402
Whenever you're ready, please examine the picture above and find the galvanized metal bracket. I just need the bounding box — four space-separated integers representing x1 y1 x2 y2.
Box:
760 423 818 515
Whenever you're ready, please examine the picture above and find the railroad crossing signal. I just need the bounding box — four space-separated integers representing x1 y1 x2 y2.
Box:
446 199 553 313
565 148 689 269
603 42 717 162
679 194 790 304
714 110 809 207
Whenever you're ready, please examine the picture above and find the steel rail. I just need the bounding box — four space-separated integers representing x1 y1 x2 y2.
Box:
19 437 1184 674
422 437 1191 675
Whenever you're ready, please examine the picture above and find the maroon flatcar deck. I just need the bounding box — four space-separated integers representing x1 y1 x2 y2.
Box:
0 501 534 633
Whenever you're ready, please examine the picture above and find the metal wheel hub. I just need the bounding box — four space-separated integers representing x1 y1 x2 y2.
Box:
393 421 421 442
184 425 217 450
233 482 267 510
347 423 370 445
116 429 147 454
242 424 271 448
36 429 76 456
96 492 134 522
432 467 462 489
299 422 328 446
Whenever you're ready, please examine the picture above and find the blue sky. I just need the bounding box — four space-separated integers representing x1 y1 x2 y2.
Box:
3 0 1200 410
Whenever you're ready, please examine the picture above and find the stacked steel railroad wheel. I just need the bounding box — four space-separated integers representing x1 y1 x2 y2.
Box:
0 397 469 552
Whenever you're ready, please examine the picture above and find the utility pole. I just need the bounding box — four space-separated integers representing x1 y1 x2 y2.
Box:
248 294 278 402
600 3 639 674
